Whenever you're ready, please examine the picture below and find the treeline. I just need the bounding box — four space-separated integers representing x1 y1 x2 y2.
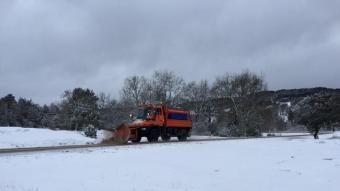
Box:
120 70 285 136
2 70 338 137
0 70 280 136
0 89 130 131
0 95 47 128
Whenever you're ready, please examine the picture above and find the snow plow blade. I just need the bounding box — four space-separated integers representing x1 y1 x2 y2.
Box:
100 123 130 144
113 123 130 144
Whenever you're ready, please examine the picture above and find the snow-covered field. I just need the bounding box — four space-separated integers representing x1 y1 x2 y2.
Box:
0 127 101 148
0 133 339 191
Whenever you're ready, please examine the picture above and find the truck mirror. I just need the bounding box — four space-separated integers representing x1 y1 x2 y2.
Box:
146 113 151 120
129 113 136 120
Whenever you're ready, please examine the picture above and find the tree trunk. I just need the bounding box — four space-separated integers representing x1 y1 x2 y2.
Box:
313 128 319 139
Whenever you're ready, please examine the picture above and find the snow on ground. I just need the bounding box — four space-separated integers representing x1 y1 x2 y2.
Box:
0 133 339 191
0 127 101 148
332 131 340 138
0 127 226 149
262 132 311 136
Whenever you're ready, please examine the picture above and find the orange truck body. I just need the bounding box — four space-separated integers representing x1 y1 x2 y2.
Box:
128 104 192 142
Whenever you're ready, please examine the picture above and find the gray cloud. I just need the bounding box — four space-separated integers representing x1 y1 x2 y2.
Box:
1 0 340 104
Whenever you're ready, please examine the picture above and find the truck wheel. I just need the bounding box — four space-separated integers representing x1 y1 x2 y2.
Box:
177 129 188 141
161 134 171 141
131 136 141 143
147 129 159 142
177 135 187 141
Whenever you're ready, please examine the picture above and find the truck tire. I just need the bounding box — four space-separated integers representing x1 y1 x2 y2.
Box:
131 136 141 143
177 135 187 141
177 129 188 141
147 128 159 142
161 134 171 141
161 127 171 141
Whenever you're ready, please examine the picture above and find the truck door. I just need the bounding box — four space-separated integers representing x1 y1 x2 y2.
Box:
156 108 165 126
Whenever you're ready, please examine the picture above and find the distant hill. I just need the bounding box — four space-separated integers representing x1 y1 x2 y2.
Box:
264 87 340 103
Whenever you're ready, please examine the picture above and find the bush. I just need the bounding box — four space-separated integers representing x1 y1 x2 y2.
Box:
84 124 97 138
245 127 261 137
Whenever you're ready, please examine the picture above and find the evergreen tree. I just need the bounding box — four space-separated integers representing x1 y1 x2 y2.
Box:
292 93 340 139
59 88 99 130
0 94 18 126
16 98 43 128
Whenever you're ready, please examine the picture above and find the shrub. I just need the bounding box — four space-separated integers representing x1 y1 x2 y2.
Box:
84 124 97 138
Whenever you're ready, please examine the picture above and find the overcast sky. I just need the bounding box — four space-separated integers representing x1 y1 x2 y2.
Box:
1 0 340 104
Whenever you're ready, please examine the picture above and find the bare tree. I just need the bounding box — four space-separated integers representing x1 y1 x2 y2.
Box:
211 73 238 125
97 92 112 109
120 71 184 106
183 80 209 121
183 80 215 134
211 71 267 136
231 71 267 136
152 70 185 106
121 75 147 106
140 79 154 103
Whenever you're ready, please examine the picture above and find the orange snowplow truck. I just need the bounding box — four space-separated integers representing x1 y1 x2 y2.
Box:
127 104 192 142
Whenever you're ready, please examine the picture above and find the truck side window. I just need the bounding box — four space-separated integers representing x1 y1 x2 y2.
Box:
168 113 188 120
156 108 162 115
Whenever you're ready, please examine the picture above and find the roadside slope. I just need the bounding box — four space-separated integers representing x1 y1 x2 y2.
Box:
0 127 100 148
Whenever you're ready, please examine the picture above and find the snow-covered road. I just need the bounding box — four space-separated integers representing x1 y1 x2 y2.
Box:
0 133 339 191
0 127 224 149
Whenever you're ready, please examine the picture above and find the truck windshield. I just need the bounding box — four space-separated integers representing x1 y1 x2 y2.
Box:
136 108 155 120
